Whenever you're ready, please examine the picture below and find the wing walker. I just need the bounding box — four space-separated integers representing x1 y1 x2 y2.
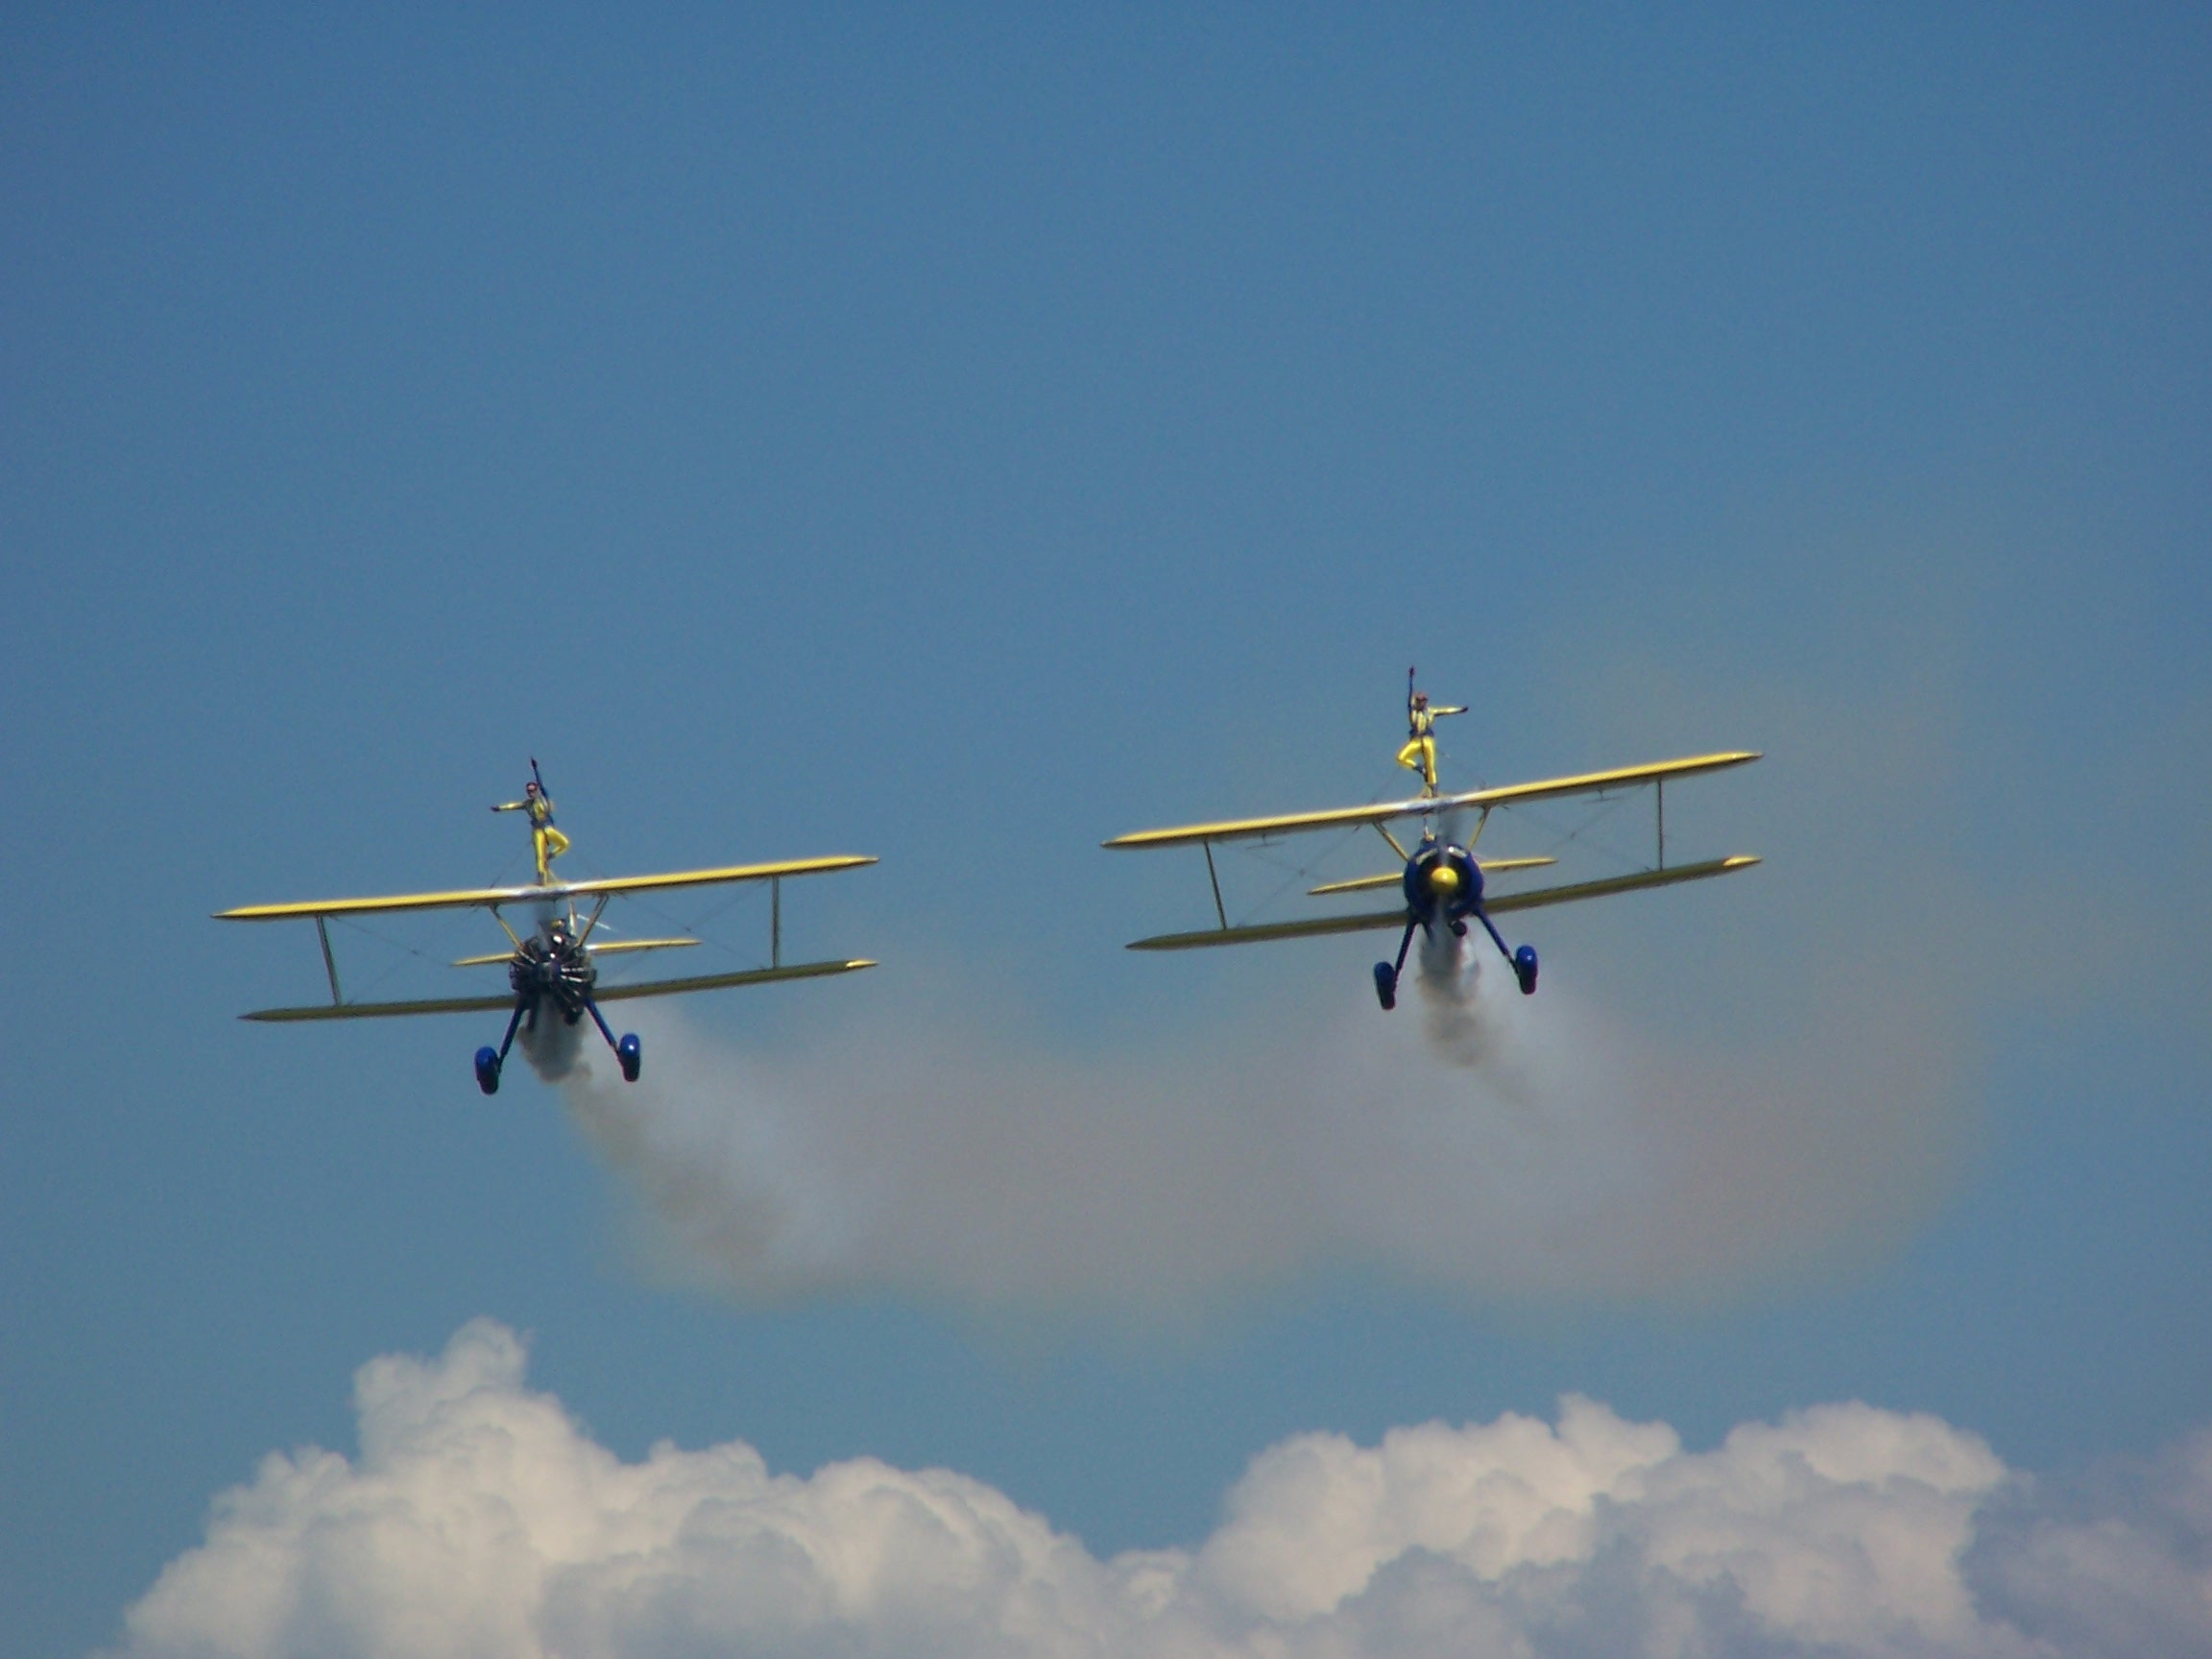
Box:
218 762 876 1094
218 701 1760 1093
1106 674 1761 1010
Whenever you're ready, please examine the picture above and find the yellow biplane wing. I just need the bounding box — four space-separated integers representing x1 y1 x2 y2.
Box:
1126 856 1761 950
1307 855 1555 897
1103 753 1760 851
241 958 878 1021
215 855 877 922
451 937 700 968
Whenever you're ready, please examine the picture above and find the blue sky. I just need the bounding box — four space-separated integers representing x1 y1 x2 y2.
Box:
4 7 2208 1655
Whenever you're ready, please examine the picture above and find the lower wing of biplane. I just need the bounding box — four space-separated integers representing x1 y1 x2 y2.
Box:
217 854 878 1093
1105 751 1759 1010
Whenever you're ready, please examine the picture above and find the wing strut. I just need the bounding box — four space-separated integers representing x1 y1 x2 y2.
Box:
1204 842 1227 930
771 876 781 968
315 917 342 1007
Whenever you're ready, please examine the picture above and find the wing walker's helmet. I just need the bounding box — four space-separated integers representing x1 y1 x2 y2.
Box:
524 780 540 795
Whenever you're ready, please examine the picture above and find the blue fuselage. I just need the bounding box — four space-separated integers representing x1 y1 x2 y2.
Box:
1402 840 1482 927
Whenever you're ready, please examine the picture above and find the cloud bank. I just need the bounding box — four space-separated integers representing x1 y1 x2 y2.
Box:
112 1321 2211 1659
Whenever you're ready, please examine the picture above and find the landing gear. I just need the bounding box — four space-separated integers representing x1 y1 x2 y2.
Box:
1474 908 1540 998
474 999 529 1094
584 998 642 1084
1374 917 1421 1013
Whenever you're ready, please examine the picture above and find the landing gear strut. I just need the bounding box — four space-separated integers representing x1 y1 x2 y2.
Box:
472 997 642 1092
474 1000 529 1094
1474 908 1538 997
1373 916 1424 1011
1372 908 1539 1010
585 998 642 1083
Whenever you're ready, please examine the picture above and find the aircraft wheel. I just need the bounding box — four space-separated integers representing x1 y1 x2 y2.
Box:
474 1046 502 1095
1450 919 1468 937
1513 944 1539 996
1372 962 1398 1011
617 1032 642 1083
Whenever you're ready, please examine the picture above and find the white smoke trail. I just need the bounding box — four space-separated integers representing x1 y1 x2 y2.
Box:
517 1011 584 1082
541 649 2015 1317
1412 924 1503 1069
558 927 1972 1312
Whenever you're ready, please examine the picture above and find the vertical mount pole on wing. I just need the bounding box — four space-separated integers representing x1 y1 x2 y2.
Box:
314 916 343 1006
1203 842 1228 931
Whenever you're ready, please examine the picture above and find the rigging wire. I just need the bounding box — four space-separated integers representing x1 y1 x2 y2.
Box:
1214 771 1413 925
1433 744 1665 873
1495 792 1647 871
543 852 778 973
328 913 467 998
324 844 534 993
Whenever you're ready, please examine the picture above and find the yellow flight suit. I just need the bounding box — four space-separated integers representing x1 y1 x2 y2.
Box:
493 789 570 883
1395 697 1467 794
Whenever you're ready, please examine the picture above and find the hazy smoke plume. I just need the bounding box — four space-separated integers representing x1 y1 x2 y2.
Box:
555 915 1968 1311
518 1012 584 1083
111 1321 2212 1659
1413 926 1501 1068
535 665 2007 1314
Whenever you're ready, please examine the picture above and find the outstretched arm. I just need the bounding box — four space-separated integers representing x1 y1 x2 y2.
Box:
492 800 527 813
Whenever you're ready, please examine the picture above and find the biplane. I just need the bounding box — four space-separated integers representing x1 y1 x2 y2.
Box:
1105 679 1760 1010
217 767 876 1093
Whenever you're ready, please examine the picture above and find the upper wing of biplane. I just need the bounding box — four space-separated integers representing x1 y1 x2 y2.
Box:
1102 753 1761 851
215 854 877 921
1126 856 1761 950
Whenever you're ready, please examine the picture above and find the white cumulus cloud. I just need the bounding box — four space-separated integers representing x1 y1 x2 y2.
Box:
109 1322 2212 1659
